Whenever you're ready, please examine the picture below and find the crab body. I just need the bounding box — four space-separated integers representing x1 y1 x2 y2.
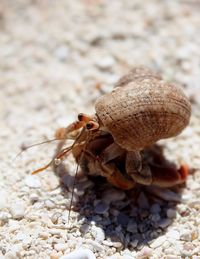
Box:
46 67 191 190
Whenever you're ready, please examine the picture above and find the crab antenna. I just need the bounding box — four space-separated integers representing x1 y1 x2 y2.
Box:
14 138 65 160
31 127 86 175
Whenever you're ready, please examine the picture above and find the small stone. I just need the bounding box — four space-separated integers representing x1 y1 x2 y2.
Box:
151 213 161 222
165 256 181 259
95 56 115 70
91 226 105 242
157 218 172 229
150 204 161 214
167 208 177 218
94 201 109 214
45 199 56 209
60 248 96 259
0 190 8 209
146 187 181 202
180 229 192 241
117 212 129 227
10 201 26 219
8 220 20 232
39 231 49 239
136 246 152 258
80 223 90 234
49 229 61 236
137 192 149 209
55 46 69 61
0 211 11 224
25 175 41 188
127 221 138 234
51 212 62 224
166 229 180 240
102 189 126 204
112 242 123 248
54 243 68 252
29 193 39 202
150 236 166 248
86 239 104 252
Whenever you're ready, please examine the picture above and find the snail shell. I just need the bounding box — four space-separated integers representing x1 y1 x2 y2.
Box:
95 67 191 151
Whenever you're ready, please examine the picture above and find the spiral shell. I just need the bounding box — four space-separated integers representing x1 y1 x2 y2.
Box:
95 67 191 151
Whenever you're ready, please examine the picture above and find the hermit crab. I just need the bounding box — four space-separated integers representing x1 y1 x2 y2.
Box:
32 67 191 190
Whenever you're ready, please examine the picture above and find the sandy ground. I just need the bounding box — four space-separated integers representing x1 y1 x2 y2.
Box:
1 0 200 258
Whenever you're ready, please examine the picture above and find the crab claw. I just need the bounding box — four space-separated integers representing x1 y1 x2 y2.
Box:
149 162 189 187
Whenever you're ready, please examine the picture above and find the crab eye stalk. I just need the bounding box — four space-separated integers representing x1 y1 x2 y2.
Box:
78 113 92 123
78 113 84 121
86 121 99 131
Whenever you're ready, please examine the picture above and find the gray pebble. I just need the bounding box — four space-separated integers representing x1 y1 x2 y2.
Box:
117 212 129 227
137 192 149 209
157 218 172 229
151 213 161 222
94 201 109 214
150 204 161 214
127 221 138 234
167 208 177 219
102 188 126 204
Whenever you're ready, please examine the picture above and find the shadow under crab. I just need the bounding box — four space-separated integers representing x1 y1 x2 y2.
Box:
53 143 188 251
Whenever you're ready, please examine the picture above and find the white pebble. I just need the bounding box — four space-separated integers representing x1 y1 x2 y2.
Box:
180 229 192 241
166 229 180 240
165 256 181 259
10 201 26 219
55 46 69 61
86 239 104 252
54 243 68 252
95 56 115 70
150 236 166 248
25 175 41 188
0 211 11 223
0 190 8 209
45 199 56 209
91 226 105 242
136 246 152 258
29 193 39 202
60 248 96 259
